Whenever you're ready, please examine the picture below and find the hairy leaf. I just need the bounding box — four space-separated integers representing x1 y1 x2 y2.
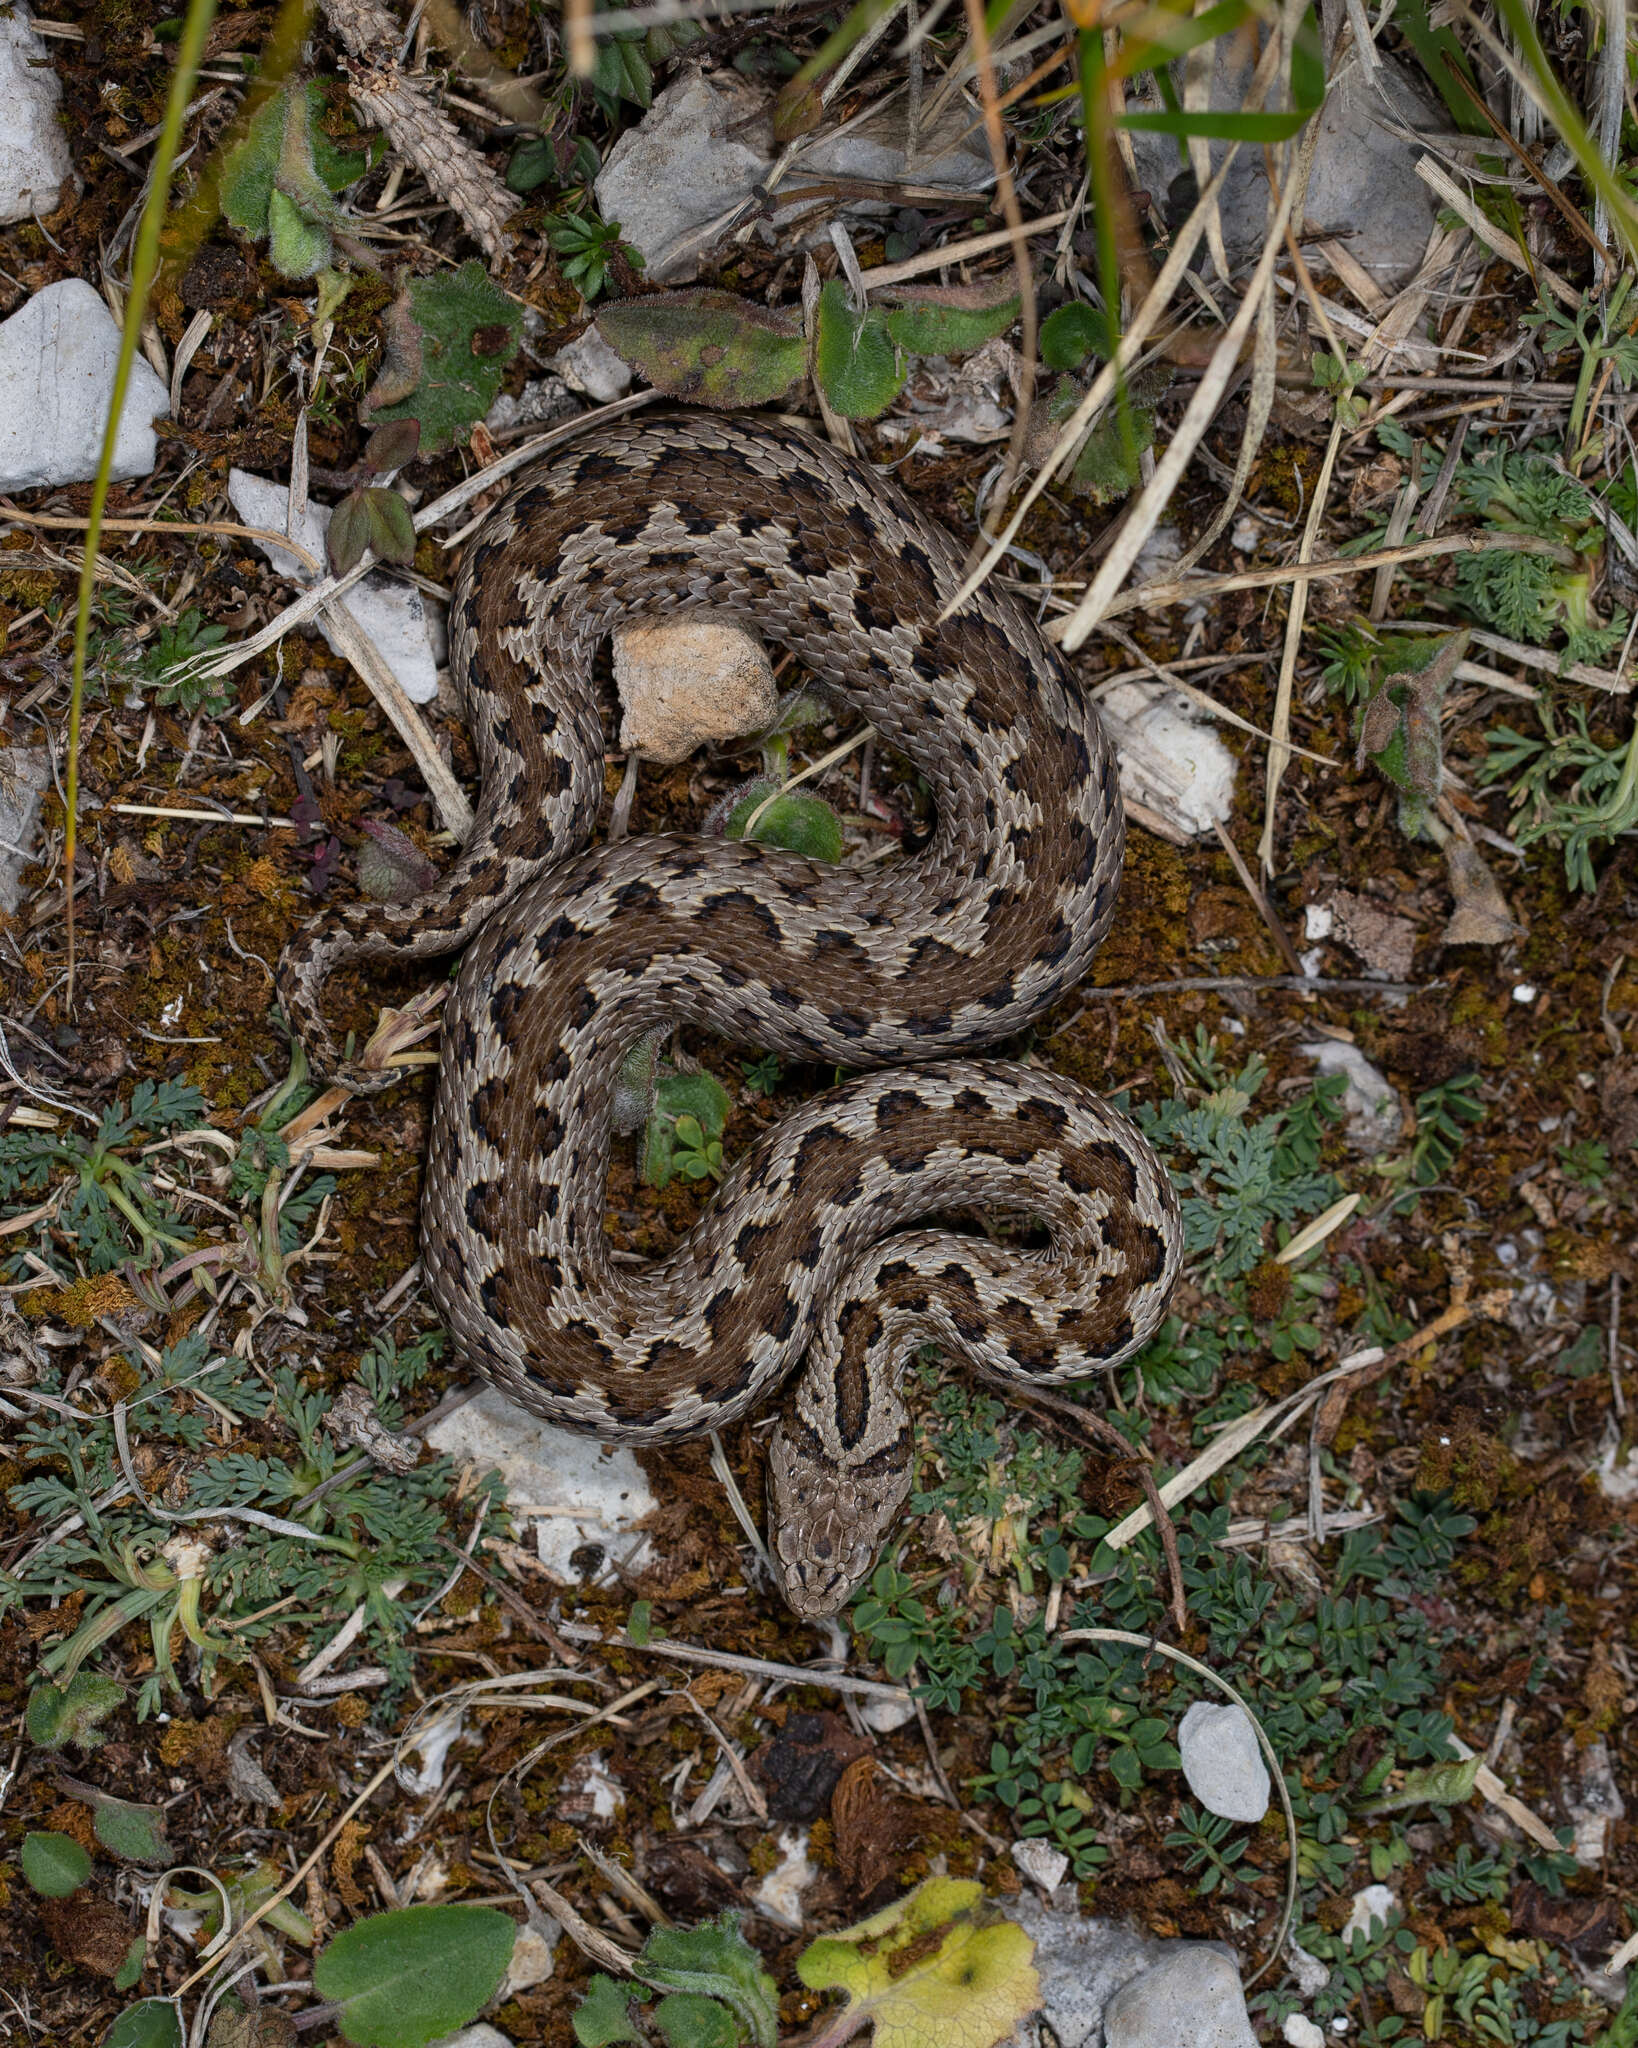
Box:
362 263 522 455
22 1829 92 1897
879 285 1019 356
103 2003 183 2048
597 292 806 409
314 1905 515 2048
815 280 906 419
26 1672 124 1752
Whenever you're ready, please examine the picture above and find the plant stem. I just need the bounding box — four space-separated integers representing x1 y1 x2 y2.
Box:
64 0 220 1011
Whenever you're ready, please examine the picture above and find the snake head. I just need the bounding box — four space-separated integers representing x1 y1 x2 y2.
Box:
766 1410 914 1619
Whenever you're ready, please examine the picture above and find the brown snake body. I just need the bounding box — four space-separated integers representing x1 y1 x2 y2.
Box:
278 413 1182 1615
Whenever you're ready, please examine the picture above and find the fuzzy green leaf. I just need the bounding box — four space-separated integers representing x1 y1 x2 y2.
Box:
879 285 1019 356
573 1976 644 2047
726 782 844 863
655 1991 742 2048
114 1937 147 1993
596 292 806 409
21 1830 92 1897
1040 302 1112 371
267 187 333 280
1071 406 1155 505
313 1904 516 2048
1358 1754 1482 1815
26 1672 124 1751
815 279 906 419
90 1795 172 1867
219 83 374 247
103 2003 183 2048
363 262 523 455
642 1916 778 2048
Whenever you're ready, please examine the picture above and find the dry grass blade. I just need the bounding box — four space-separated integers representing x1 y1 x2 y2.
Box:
1261 415 1343 872
939 145 1246 620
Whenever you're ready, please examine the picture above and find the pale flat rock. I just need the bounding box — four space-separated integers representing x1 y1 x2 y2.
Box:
1096 681 1236 837
1301 1039 1404 1154
0 6 73 224
554 325 633 404
1125 45 1442 289
0 747 51 911
596 70 773 281
1284 2017 1327 2048
502 1921 557 1995
1011 1839 1071 1894
860 1694 918 1734
597 68 991 281
426 1385 656 1583
1566 1738 1625 1866
752 1827 816 1928
1103 1945 1258 2048
1000 1896 1170 2048
615 613 777 763
226 469 441 705
1343 1884 1398 1941
0 279 168 489
1178 1701 1271 1823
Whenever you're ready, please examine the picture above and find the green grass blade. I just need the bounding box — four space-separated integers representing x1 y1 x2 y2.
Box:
64 0 222 1001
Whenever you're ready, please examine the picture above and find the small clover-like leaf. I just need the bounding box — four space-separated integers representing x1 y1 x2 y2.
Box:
361 487 417 567
798 1876 1040 2048
22 1829 92 1897
597 292 806 410
815 280 906 420
327 490 374 578
364 418 422 475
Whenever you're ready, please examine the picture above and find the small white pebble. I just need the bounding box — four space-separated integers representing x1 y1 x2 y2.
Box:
1304 904 1334 942
1285 2019 1327 2048
1231 514 1262 552
1513 982 1537 1003
1538 1115 1562 1133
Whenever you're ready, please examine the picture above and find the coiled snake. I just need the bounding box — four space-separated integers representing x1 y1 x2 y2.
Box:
278 413 1182 1616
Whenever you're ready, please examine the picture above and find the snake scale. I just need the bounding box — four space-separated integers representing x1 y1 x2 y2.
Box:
278 412 1183 1616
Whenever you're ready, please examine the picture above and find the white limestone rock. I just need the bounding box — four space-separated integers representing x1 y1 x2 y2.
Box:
1096 681 1237 837
1178 1700 1272 1823
226 469 441 705
0 280 168 489
0 7 73 225
426 1386 656 1584
1301 1039 1404 1154
1102 1945 1259 2048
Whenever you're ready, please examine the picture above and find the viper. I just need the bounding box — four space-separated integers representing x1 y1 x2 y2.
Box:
276 411 1182 1616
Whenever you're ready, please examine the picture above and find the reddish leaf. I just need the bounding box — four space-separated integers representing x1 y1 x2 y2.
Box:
364 418 422 474
357 820 438 903
327 490 373 577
